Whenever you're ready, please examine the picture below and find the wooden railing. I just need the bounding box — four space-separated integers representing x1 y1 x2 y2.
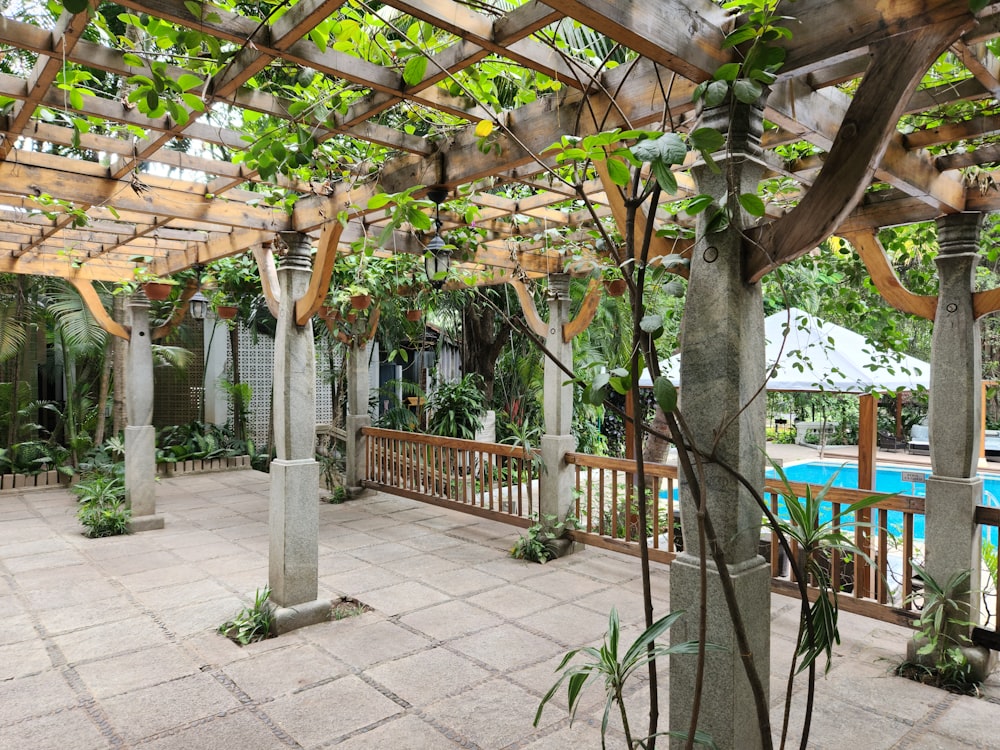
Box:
363 433 1000 635
565 453 679 564
362 427 538 527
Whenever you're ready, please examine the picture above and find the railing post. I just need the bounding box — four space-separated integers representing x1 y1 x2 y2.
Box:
539 274 580 554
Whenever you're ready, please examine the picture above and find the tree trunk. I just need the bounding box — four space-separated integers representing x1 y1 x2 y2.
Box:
461 294 509 403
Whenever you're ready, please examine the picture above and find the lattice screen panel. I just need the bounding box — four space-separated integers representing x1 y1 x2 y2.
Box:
234 327 341 449
154 321 205 429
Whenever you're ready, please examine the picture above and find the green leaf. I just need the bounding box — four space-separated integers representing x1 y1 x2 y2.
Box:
181 93 206 111
402 55 428 87
122 53 143 67
690 127 724 154
714 62 741 81
367 192 393 210
651 161 678 194
176 73 203 91
640 313 664 338
738 192 766 216
733 78 763 104
653 377 677 413
704 80 729 107
631 132 687 165
970 0 990 10
606 157 630 186
685 194 714 215
62 0 90 13
145 89 159 112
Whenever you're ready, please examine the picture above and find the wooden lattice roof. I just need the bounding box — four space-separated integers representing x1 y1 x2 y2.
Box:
2 0 1000 286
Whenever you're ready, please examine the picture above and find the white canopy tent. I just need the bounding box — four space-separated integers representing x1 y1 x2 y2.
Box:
639 307 930 393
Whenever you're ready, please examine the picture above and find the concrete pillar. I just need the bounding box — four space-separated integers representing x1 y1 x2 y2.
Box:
345 341 370 492
539 274 578 527
669 101 770 750
124 296 163 531
268 231 330 633
202 318 229 425
910 212 992 678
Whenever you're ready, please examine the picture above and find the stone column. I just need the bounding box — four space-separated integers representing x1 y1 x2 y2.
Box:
539 274 578 535
669 101 770 750
910 212 992 678
268 231 330 633
345 341 370 492
124 296 163 531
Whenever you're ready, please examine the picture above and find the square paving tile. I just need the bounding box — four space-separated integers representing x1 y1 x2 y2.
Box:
422 677 544 749
0 706 108 750
263 674 404 746
357 581 452 616
99 672 243 742
334 713 466 749
308 616 431 669
449 623 564 671
400 600 500 640
367 646 493 704
223 642 347 700
74 642 199 699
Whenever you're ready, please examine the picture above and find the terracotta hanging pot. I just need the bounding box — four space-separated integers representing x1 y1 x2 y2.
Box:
350 293 372 310
215 305 238 320
604 278 626 297
405 309 423 322
142 281 173 301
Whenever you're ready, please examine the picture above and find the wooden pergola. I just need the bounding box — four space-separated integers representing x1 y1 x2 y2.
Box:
0 1 999 293
5 3 1000 748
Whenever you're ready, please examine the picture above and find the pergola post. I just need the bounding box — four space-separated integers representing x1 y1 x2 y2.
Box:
268 230 330 633
539 273 578 535
345 341 370 493
123 295 163 532
909 212 992 677
669 101 769 750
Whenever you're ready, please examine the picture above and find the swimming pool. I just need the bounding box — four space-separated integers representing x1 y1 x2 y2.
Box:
765 460 1000 545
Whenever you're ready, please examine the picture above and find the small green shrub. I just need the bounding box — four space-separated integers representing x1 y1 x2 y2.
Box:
897 563 981 695
219 587 274 645
72 468 130 538
511 514 577 563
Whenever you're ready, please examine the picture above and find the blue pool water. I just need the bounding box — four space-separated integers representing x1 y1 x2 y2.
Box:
765 461 1000 546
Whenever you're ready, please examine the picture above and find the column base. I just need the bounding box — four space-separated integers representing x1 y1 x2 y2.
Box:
269 598 333 635
128 514 165 533
669 553 770 750
906 636 996 683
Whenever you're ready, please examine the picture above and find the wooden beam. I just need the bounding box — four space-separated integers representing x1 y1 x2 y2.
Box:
562 278 602 342
548 0 728 82
843 230 937 320
295 221 344 326
69 278 130 340
510 279 548 338
746 16 974 282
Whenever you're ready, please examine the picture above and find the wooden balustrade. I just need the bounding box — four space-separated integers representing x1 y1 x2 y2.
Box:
362 431 1000 636
362 427 538 527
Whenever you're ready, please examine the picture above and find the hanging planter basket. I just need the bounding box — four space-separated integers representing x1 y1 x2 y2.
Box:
142 281 173 301
215 305 238 320
604 278 627 297
405 309 423 322
350 293 372 310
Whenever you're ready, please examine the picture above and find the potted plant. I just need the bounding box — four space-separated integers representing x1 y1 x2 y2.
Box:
347 283 372 310
133 268 178 300
603 269 627 297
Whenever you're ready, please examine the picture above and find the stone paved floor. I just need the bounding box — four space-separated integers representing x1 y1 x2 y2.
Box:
1 469 998 749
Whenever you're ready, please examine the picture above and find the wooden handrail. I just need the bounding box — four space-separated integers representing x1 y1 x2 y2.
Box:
362 426 539 459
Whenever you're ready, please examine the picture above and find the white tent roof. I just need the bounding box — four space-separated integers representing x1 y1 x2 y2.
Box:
639 307 930 393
